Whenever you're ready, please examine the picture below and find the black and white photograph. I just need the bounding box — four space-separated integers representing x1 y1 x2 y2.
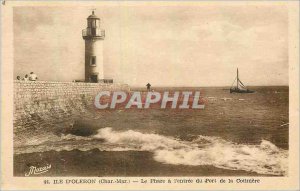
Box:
1 1 299 190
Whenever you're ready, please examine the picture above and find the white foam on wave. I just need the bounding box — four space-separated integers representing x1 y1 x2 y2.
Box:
93 127 188 151
94 128 288 176
14 127 288 176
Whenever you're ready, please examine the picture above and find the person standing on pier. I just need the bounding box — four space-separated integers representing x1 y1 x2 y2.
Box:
146 83 151 91
29 72 38 81
22 74 29 81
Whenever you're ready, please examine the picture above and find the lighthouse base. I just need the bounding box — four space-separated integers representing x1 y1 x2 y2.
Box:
90 75 98 83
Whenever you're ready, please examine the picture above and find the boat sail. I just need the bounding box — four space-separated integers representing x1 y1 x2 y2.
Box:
230 68 254 93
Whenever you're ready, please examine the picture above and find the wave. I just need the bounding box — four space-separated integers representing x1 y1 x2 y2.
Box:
14 127 288 176
93 128 288 176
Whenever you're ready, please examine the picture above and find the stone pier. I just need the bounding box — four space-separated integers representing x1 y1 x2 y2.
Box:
13 81 130 131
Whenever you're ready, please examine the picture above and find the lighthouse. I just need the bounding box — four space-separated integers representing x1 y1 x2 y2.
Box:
82 11 105 83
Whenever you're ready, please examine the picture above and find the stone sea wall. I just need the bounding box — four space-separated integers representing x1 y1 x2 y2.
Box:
13 81 130 132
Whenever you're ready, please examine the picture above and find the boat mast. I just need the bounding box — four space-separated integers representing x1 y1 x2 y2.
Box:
237 68 239 89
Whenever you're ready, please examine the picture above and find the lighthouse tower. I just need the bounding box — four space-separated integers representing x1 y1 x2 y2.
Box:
82 11 105 83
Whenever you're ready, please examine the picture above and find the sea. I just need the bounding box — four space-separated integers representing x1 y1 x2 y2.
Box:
14 86 289 176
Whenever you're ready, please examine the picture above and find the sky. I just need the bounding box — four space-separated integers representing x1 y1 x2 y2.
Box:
14 5 288 87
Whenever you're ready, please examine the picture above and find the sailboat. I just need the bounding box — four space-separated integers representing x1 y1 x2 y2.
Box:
230 68 254 93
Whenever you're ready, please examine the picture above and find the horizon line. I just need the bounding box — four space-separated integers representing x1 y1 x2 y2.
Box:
130 85 289 88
